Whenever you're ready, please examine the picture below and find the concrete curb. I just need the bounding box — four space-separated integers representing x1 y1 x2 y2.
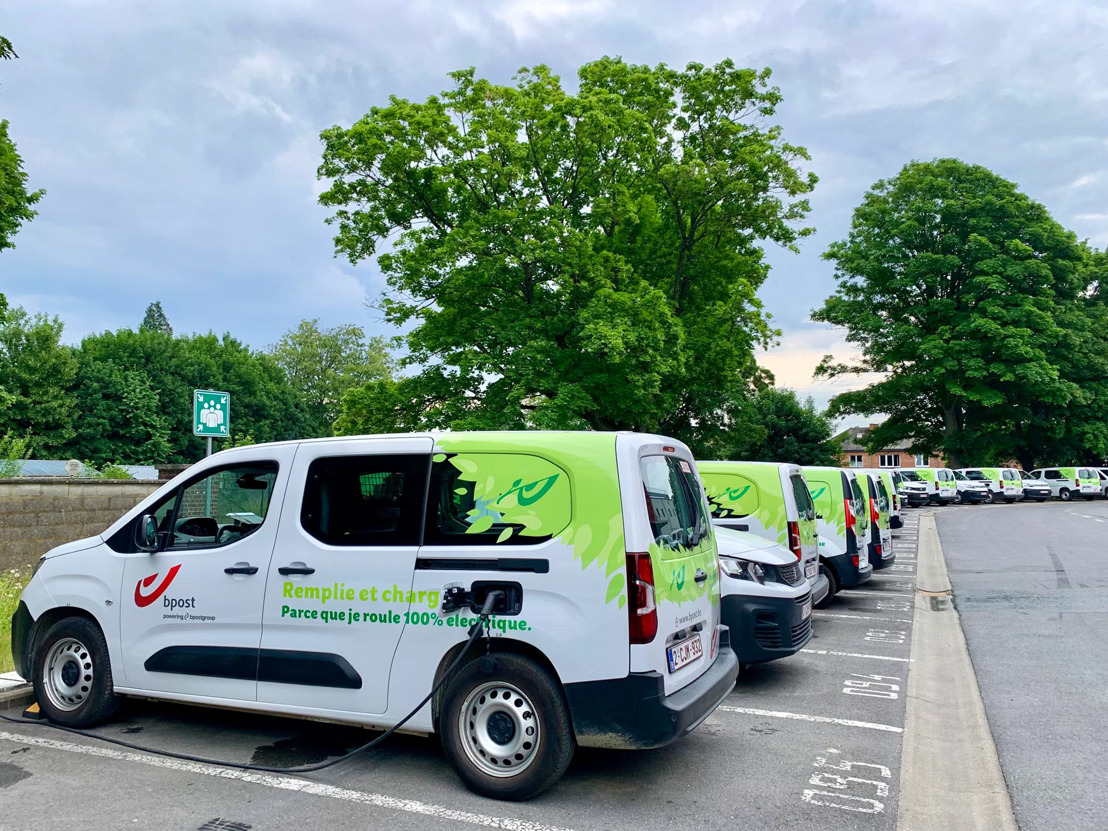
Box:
897 514 1018 831
0 683 35 710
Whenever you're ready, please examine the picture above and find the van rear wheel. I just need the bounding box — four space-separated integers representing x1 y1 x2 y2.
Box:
441 653 574 801
32 616 119 728
1060 488 1072 501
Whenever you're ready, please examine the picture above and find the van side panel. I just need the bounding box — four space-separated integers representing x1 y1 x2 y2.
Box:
387 432 629 730
700 465 786 546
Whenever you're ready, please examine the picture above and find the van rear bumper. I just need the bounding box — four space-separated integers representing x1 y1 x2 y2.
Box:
565 631 739 750
828 552 872 588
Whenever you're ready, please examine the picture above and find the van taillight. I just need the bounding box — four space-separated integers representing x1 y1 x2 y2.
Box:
626 552 658 644
844 499 855 533
870 499 879 525
787 520 802 561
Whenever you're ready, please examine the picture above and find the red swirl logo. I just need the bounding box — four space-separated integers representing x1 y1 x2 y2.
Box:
134 564 181 608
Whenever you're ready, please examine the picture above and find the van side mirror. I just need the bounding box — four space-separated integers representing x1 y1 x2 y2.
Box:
135 515 160 553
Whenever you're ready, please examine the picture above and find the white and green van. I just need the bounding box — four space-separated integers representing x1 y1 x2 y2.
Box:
856 471 894 571
863 469 901 530
958 468 1022 503
1029 467 1102 500
698 461 828 608
11 432 738 801
911 467 957 505
801 466 872 607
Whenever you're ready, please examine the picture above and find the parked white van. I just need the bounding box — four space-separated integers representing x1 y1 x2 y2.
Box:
10 432 739 800
1028 467 1101 501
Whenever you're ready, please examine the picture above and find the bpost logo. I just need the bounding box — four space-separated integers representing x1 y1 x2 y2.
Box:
134 564 182 608
498 473 559 506
719 485 750 502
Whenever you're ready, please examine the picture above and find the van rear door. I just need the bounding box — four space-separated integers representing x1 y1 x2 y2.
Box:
623 441 719 696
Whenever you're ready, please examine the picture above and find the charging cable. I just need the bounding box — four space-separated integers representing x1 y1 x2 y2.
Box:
0 592 504 774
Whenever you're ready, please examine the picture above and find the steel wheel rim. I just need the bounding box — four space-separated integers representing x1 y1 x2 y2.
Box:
458 681 541 778
43 637 94 712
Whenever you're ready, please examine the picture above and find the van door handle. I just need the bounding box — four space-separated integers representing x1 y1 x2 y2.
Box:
694 568 708 584
224 564 259 575
278 565 316 576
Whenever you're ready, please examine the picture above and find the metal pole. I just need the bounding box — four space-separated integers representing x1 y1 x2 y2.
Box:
205 437 213 516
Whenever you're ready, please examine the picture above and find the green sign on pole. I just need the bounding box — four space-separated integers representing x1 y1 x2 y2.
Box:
193 389 230 438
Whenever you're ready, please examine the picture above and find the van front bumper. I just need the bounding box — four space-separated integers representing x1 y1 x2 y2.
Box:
565 631 739 750
10 601 33 681
721 591 813 664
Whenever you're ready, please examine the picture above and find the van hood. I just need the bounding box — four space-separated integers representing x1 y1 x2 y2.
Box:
714 527 796 567
44 535 102 559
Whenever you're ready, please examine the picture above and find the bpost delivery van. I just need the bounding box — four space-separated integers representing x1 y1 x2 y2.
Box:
698 461 828 607
1029 467 1101 501
801 467 872 607
895 469 930 507
10 432 738 801
871 469 902 529
855 471 894 571
912 467 957 505
958 468 1021 503
952 470 991 503
715 527 813 665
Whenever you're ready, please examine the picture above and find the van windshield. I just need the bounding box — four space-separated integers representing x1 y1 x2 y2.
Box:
899 470 922 481
963 470 987 480
640 456 710 552
789 474 816 522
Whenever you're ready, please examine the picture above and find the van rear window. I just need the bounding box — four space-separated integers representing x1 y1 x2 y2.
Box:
640 456 709 552
789 474 816 522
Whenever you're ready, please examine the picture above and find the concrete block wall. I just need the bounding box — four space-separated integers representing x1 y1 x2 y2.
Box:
0 478 162 573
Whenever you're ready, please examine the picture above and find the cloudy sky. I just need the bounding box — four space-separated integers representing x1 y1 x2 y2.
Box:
2 0 1106 411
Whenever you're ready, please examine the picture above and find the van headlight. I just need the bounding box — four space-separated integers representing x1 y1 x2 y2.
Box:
719 557 765 584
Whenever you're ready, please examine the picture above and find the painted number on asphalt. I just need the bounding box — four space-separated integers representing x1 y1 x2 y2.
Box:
865 629 906 644
888 565 915 572
802 748 892 814
842 673 901 699
875 600 912 612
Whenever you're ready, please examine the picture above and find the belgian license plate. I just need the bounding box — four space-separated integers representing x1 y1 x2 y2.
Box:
801 599 812 621
859 550 869 567
805 560 817 580
667 635 704 673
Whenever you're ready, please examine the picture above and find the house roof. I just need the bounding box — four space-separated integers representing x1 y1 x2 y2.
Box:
836 426 919 454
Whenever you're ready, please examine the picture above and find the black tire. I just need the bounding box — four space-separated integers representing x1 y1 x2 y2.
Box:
1060 488 1072 502
814 561 838 609
953 492 963 505
441 653 574 801
984 491 995 504
32 616 119 728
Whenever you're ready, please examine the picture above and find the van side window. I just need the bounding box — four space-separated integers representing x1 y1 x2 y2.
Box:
170 462 279 549
424 453 570 546
1044 470 1062 480
640 456 709 551
301 455 427 546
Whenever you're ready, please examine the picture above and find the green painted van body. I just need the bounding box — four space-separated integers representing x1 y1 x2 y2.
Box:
914 467 956 501
1060 467 1100 491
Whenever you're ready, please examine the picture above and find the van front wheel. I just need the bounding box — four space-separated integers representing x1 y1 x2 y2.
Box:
32 616 119 728
442 653 574 801
1060 488 1072 501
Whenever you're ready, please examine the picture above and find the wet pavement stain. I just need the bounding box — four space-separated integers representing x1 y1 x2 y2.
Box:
121 726 144 734
249 731 362 768
0 761 31 788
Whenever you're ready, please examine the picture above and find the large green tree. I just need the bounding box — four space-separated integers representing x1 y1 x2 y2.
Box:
320 58 815 448
725 387 840 465
813 159 1086 468
0 37 44 254
269 318 393 437
0 305 78 453
140 301 173 335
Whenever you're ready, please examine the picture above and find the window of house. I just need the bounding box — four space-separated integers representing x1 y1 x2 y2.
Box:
914 455 930 467
848 455 864 468
879 454 900 468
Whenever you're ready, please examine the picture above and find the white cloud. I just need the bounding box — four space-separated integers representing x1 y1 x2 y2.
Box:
758 326 884 412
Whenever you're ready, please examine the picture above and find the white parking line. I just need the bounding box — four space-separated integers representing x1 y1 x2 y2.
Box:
718 707 903 734
801 649 911 663
0 731 576 831
837 590 914 598
813 612 914 624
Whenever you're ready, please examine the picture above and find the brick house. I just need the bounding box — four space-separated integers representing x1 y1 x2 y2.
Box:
836 424 945 470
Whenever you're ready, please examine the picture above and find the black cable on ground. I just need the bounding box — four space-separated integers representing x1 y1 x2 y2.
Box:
0 607 495 776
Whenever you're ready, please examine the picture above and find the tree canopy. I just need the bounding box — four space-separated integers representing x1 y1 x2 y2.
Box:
269 319 393 437
813 159 1095 468
140 301 173 335
321 58 815 451
0 37 44 254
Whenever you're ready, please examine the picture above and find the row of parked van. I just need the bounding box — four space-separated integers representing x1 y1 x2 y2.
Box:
893 466 1108 505
9 433 907 802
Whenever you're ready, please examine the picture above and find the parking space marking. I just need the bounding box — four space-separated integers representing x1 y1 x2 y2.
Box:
813 613 914 624
718 707 903 733
0 731 577 831
836 590 914 598
801 649 911 662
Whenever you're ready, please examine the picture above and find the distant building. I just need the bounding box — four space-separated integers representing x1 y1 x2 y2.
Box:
835 424 945 469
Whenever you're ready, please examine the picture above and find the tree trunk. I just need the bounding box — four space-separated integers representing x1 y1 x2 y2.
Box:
942 403 962 469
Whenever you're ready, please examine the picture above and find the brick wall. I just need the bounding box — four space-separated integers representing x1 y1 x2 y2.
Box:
0 478 161 573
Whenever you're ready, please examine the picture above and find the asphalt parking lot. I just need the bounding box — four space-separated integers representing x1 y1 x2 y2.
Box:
2 519 923 831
